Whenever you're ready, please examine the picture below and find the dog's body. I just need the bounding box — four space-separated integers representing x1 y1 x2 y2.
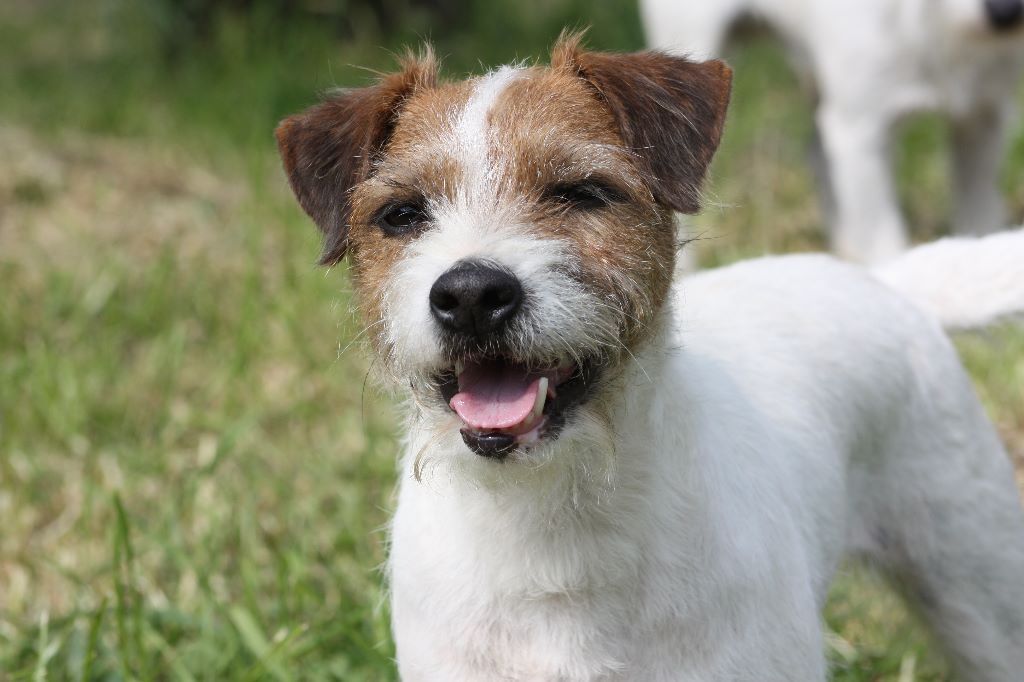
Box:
392 254 1024 680
276 37 1024 681
641 0 1024 263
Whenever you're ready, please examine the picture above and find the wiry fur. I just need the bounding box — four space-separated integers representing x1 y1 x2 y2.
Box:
277 36 1024 681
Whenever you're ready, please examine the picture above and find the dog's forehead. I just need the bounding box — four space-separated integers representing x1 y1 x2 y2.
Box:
382 66 624 191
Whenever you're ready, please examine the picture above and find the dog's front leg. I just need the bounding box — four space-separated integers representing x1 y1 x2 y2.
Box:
952 103 1012 236
816 104 908 264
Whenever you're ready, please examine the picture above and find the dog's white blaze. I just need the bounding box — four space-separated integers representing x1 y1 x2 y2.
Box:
452 66 522 200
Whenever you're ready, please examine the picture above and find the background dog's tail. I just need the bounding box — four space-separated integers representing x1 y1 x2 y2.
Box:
872 228 1024 331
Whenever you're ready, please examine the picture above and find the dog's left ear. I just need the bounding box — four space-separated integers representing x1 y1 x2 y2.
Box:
553 34 732 213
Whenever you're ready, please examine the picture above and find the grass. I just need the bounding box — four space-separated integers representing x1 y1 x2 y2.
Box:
1 1 1022 679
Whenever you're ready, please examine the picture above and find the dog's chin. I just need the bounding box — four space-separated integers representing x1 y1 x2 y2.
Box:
426 354 603 462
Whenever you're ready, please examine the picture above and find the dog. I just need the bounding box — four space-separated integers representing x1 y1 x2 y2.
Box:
276 35 1024 680
641 0 1024 264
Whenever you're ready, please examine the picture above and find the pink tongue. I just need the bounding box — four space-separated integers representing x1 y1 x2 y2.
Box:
450 363 541 430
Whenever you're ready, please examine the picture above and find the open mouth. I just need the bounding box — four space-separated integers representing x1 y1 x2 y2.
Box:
436 357 598 459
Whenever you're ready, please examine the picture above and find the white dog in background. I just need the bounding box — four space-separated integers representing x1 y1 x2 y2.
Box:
277 35 1024 681
642 0 1024 263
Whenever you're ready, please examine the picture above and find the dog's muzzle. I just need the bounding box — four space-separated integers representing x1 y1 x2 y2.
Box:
427 259 598 460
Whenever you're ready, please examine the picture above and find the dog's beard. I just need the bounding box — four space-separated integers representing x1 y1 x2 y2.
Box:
368 300 630 492
398 345 611 457
405 381 621 505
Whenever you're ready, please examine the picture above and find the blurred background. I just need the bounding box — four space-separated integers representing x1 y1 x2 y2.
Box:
1 1 1022 679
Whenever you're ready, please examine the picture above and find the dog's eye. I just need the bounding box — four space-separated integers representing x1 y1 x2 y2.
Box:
548 182 624 211
377 203 428 236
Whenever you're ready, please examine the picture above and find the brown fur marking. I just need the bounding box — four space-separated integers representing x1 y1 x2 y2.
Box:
275 49 437 265
485 69 675 348
552 31 733 214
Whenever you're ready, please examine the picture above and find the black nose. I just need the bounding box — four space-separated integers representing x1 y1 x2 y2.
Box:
429 260 523 339
986 0 1023 29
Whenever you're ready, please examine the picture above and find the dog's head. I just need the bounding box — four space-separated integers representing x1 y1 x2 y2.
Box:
276 34 731 470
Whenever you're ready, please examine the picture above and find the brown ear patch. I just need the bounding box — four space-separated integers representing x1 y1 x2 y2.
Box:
275 50 436 264
552 32 732 214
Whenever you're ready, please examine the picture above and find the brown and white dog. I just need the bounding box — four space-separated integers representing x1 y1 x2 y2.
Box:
277 34 1024 681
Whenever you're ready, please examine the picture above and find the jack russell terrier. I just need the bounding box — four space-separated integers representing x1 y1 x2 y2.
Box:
641 0 1024 264
276 34 1024 681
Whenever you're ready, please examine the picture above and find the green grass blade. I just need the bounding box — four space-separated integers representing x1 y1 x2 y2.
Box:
78 599 107 682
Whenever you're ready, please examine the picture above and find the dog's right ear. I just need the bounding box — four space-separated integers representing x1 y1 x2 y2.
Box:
275 51 436 265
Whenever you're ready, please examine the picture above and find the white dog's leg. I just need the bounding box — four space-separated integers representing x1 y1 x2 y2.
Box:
816 104 908 263
952 104 1011 236
853 350 1024 681
808 123 836 228
639 0 744 59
